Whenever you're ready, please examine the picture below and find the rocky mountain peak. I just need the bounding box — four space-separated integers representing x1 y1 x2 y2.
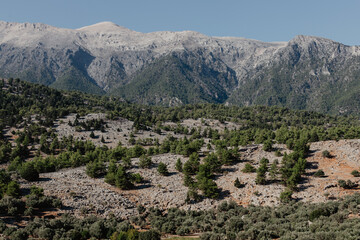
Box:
77 21 136 34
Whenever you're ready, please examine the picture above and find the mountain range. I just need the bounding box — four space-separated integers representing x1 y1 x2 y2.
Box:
1 21 360 114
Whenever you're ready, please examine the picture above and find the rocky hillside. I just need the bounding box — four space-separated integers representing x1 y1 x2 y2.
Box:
1 21 360 113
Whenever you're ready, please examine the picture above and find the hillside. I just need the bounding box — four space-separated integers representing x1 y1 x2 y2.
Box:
1 21 360 114
2 79 360 238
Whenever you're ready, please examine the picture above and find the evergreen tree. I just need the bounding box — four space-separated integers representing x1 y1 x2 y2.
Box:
269 159 279 180
115 166 134 190
90 131 95 139
139 155 152 169
19 162 39 181
157 162 169 176
256 158 269 185
86 160 106 178
234 177 242 188
262 139 273 152
175 158 183 172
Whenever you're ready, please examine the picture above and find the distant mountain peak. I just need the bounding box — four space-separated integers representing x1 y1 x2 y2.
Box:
289 35 340 46
1 20 360 114
77 21 135 33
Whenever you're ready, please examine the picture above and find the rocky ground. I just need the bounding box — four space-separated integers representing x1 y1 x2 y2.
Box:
15 114 360 218
21 139 360 219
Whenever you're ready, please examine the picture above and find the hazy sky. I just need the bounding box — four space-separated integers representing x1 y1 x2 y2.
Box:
1 0 360 45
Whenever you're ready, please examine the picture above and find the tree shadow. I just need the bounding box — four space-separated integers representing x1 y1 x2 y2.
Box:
166 172 177 177
221 167 238 173
218 189 231 200
306 161 319 170
38 177 52 182
135 184 152 190
297 184 314 191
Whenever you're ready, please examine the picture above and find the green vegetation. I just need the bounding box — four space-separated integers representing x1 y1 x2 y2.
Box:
256 158 269 185
322 150 332 158
4 78 360 238
242 163 256 173
338 179 357 189
351 170 360 177
175 158 183 172
157 162 169 176
234 177 243 188
314 169 325 177
110 53 237 105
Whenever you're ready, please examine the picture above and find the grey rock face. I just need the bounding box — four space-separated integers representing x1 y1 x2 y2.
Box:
0 21 283 90
1 21 360 113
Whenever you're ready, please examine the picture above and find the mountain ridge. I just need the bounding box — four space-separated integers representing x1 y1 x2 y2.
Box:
1 20 360 114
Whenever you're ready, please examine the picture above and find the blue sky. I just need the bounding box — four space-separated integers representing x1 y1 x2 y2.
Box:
2 0 360 45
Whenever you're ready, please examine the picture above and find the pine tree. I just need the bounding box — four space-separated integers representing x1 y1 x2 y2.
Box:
90 131 95 138
269 159 279 180
115 166 133 190
175 158 183 172
157 162 169 176
256 158 269 185
234 177 242 188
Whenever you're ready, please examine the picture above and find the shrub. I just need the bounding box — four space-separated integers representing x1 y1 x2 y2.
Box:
263 140 273 152
275 150 282 157
131 173 144 183
322 150 331 158
242 163 256 173
5 181 20 198
138 229 160 240
280 188 293 203
157 162 169 176
139 155 152 169
19 162 39 181
314 169 325 177
175 158 183 172
351 170 360 177
86 160 106 178
30 185 44 197
338 179 357 189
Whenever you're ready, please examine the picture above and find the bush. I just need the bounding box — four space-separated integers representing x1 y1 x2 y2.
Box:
175 158 183 172
138 229 160 240
314 169 325 177
157 162 169 176
139 155 152 169
86 160 106 178
6 181 20 198
131 173 144 183
280 188 293 203
322 150 331 158
30 185 44 197
275 150 282 157
19 162 39 181
351 170 360 177
242 163 256 173
263 140 273 152
338 179 357 189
